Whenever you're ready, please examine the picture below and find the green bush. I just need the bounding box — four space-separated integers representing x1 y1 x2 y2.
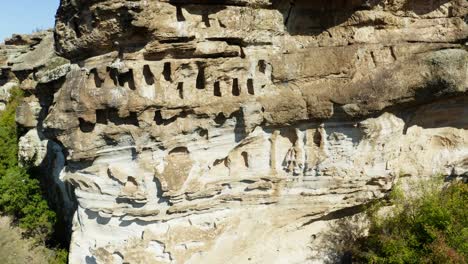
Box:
50 248 69 264
0 88 57 241
0 89 22 176
353 179 467 263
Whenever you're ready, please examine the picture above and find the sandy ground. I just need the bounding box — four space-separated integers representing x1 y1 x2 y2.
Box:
0 216 52 264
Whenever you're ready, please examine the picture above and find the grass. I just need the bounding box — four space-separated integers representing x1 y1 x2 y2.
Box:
0 216 51 264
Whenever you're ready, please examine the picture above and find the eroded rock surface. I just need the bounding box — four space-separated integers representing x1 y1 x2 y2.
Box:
5 0 468 263
0 31 76 243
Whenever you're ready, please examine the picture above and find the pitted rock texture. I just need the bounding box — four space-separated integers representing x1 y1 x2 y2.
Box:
7 0 468 263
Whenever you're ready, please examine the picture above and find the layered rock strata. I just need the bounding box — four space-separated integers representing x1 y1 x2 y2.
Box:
3 0 467 263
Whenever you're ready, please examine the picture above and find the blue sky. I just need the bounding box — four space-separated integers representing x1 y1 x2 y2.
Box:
0 0 60 42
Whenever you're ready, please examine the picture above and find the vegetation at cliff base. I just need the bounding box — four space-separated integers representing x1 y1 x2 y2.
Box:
326 178 467 264
361 180 467 263
0 88 67 263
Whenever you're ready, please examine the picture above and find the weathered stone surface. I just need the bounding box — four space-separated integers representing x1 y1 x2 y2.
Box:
8 32 56 72
0 82 17 111
15 96 41 128
0 30 77 245
5 0 468 263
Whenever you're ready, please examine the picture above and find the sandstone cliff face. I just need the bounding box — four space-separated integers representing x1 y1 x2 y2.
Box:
2 0 467 263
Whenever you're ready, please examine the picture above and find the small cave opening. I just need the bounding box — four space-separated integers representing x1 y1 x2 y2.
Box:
163 62 172 81
90 68 102 88
247 78 254 95
108 67 119 86
280 129 298 145
143 64 155 85
118 69 136 90
214 112 227 126
214 81 221 97
72 17 82 38
169 146 190 155
96 108 140 126
213 158 226 167
196 62 206 89
241 151 249 168
198 128 208 139
153 110 163 126
96 109 108 124
116 111 139 126
258 60 267 74
154 110 164 125
154 110 187 126
177 82 184 99
202 14 211 27
313 129 322 147
127 176 139 187
232 78 240 96
176 6 185 22
79 118 95 133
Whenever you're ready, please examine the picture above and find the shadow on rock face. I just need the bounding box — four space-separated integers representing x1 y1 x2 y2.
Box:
274 0 452 36
55 0 151 61
399 96 468 133
401 0 453 15
273 0 381 36
85 255 98 264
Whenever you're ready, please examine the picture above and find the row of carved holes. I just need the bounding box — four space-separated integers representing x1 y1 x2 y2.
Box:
79 109 140 133
80 107 191 133
89 60 266 97
90 68 136 90
169 78 253 99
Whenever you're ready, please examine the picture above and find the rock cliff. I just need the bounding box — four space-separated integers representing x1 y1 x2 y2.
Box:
1 0 467 263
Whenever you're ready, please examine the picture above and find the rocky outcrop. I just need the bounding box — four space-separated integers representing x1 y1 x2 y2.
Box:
0 31 76 241
4 0 467 263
